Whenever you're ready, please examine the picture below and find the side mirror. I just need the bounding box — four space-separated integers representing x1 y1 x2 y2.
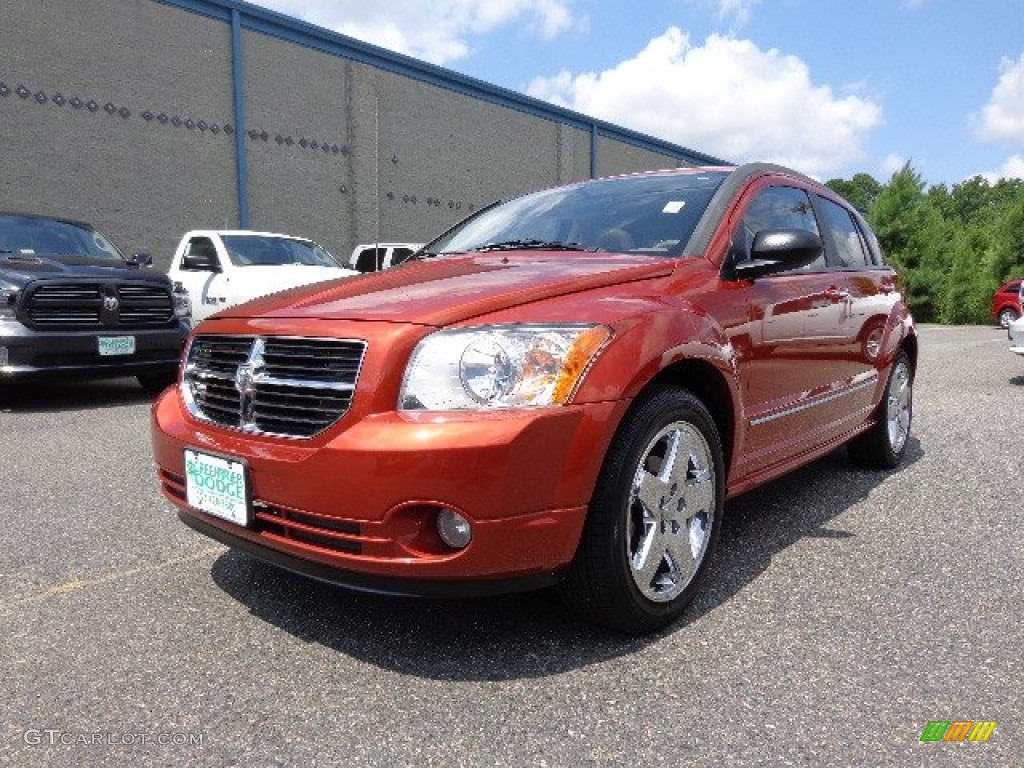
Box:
725 229 823 280
181 252 221 272
128 252 154 268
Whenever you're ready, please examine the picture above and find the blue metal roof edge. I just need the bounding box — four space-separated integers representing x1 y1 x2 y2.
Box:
154 0 727 167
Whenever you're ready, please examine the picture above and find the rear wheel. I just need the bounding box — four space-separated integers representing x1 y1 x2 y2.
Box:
559 387 724 634
998 307 1019 329
848 351 913 469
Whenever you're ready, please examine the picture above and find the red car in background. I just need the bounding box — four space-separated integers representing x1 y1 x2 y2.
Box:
151 163 917 634
992 279 1022 328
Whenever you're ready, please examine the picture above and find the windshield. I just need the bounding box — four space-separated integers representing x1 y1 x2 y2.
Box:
426 171 729 257
221 235 342 268
0 215 125 260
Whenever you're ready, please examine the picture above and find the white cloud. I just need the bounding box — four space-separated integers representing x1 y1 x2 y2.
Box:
975 154 1024 183
973 54 1024 143
683 0 761 27
715 0 761 26
879 153 908 177
1001 154 1024 179
250 0 579 65
527 29 882 176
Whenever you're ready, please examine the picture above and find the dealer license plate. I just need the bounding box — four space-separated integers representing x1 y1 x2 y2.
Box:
98 335 136 356
184 449 250 526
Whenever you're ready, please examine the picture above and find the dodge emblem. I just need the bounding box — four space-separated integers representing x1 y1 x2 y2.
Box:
235 338 266 427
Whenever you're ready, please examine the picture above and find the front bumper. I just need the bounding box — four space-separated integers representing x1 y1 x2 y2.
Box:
0 322 187 377
152 386 624 593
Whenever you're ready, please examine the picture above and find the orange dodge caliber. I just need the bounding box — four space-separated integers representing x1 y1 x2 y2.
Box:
152 163 916 633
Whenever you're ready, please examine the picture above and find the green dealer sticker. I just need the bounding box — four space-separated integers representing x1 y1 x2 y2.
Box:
184 449 249 526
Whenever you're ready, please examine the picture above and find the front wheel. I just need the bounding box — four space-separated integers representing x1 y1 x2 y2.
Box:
137 370 178 395
998 307 1019 329
559 388 724 634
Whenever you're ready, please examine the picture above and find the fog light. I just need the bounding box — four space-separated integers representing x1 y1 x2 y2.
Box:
436 507 472 549
0 346 8 366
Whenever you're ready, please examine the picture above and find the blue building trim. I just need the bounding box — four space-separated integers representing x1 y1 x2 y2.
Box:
230 8 249 227
155 0 727 170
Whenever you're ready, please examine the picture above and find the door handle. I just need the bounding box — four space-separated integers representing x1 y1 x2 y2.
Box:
824 287 851 302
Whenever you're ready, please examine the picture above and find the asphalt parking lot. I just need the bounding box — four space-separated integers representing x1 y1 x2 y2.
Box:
1 324 1020 766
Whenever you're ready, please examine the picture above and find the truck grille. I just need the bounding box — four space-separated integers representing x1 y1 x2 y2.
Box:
182 334 365 438
26 281 174 327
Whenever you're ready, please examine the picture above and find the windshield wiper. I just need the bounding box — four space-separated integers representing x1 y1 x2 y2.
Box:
473 239 592 253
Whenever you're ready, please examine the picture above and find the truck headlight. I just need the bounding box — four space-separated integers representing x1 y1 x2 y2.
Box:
172 282 192 322
399 324 611 411
0 289 18 321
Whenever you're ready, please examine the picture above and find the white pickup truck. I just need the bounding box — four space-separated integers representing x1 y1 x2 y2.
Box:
167 230 358 323
347 242 423 273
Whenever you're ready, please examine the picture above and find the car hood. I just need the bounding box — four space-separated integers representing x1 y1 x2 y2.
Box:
216 252 676 326
222 264 358 291
0 253 169 287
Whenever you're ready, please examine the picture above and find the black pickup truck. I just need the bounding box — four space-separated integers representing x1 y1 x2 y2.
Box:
0 213 190 392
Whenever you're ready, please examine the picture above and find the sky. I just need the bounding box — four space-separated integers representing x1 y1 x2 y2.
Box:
250 0 1024 188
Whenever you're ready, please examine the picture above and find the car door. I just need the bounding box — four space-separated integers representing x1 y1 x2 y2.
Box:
811 193 901 404
722 182 866 474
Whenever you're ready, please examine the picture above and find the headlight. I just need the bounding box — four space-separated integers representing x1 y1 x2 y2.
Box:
400 324 611 411
0 288 18 320
172 282 192 321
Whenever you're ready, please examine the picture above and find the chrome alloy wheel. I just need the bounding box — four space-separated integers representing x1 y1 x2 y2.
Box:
627 421 716 603
886 359 912 454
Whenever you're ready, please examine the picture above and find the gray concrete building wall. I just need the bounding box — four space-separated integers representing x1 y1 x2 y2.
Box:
236 44 599 256
595 135 685 178
241 30 354 256
1 0 723 270
0 0 238 265
371 69 593 246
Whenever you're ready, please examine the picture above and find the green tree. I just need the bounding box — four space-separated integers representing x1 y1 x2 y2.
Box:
825 173 882 212
988 192 1024 283
942 227 992 324
829 163 1023 325
868 163 952 322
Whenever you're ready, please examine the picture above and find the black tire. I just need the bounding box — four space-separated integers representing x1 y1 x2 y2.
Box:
998 308 1018 329
137 370 178 395
847 351 913 469
559 387 724 634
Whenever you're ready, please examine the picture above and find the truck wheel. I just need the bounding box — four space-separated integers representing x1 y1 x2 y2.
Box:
137 370 177 395
559 387 724 634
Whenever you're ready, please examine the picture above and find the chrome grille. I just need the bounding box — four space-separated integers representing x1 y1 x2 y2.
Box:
26 281 174 327
183 334 365 438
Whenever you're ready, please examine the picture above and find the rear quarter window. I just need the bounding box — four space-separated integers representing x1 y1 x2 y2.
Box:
816 196 871 268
